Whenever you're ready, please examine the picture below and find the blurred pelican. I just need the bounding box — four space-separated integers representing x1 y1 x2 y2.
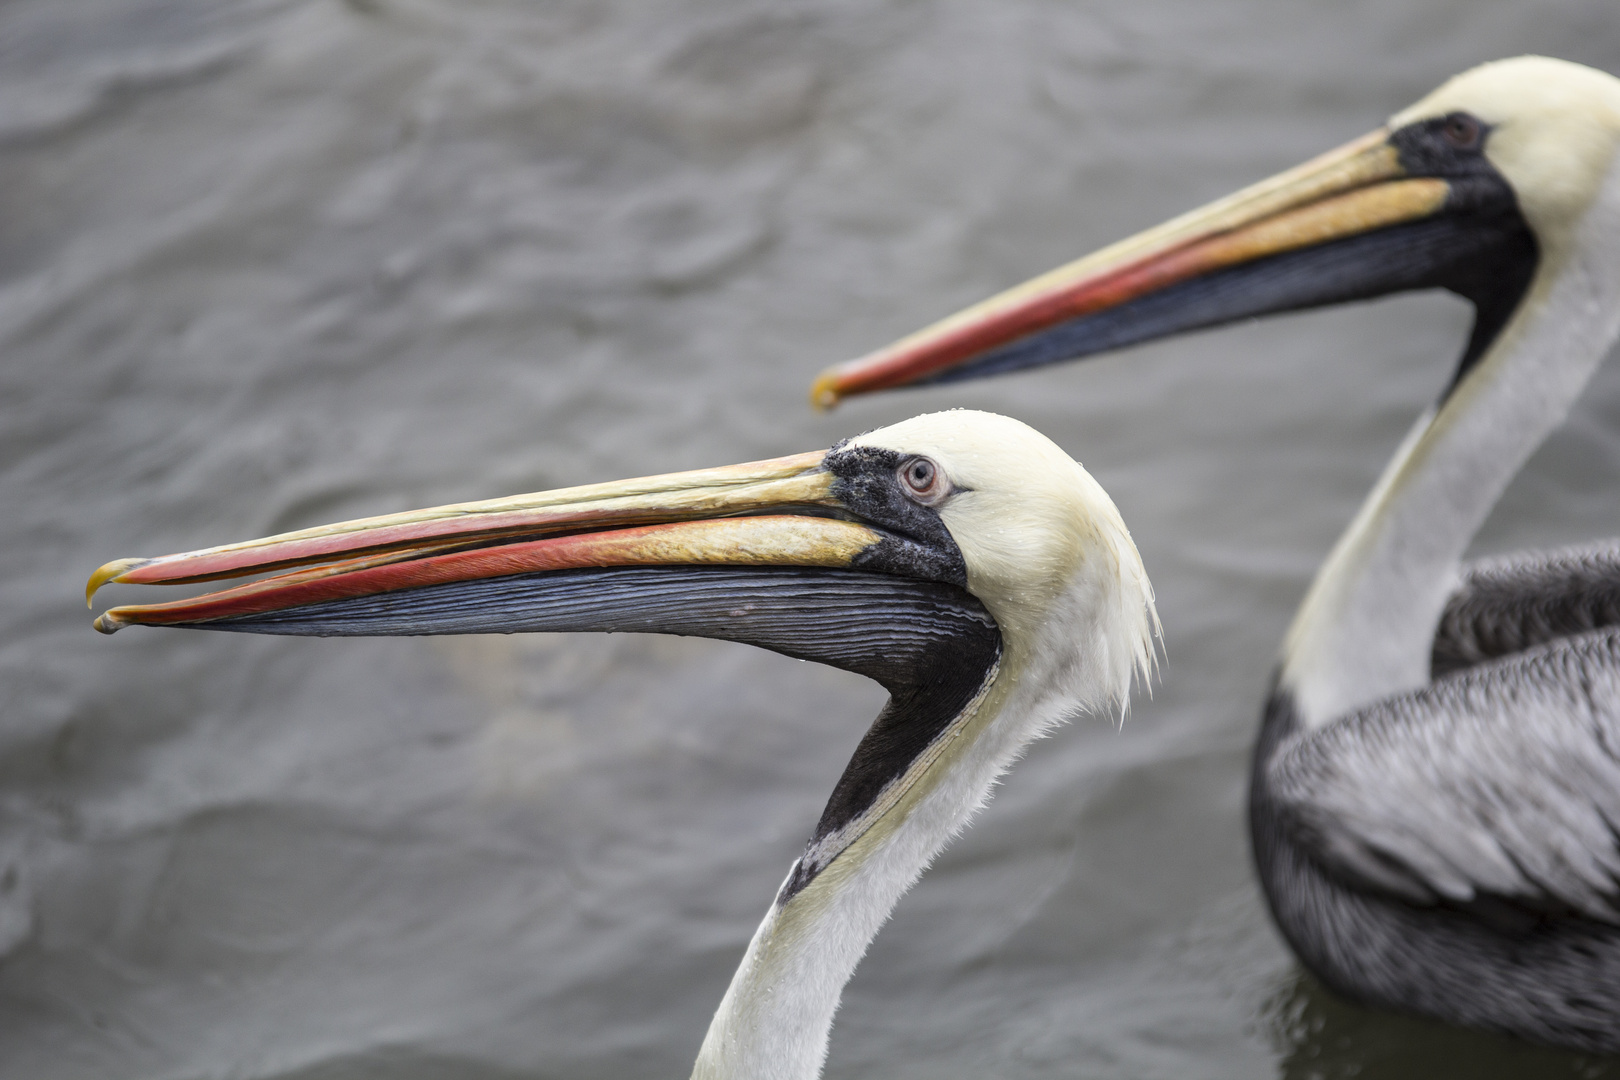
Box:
814 58 1620 1052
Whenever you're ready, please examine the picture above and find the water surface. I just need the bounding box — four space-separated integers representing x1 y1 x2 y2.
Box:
4 1 1620 1076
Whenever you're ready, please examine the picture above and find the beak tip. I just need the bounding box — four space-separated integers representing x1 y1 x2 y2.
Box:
92 610 126 635
86 557 150 607
809 373 844 412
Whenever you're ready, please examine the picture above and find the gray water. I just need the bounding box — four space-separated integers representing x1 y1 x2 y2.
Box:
5 2 1620 1077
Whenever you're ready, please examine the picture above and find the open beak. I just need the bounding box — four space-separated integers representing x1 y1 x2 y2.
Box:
87 450 894 635
811 127 1464 406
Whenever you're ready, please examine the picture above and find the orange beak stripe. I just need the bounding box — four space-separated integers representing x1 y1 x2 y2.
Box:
93 515 883 633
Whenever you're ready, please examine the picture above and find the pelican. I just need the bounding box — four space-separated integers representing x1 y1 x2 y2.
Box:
812 57 1620 1052
87 410 1156 1080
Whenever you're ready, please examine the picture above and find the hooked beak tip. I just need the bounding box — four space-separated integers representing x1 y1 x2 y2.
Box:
809 373 844 412
86 557 150 607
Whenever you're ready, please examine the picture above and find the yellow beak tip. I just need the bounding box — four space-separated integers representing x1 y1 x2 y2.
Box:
809 374 843 412
86 557 150 607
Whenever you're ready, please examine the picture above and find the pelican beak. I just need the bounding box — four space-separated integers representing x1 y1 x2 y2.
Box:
811 124 1503 406
87 450 898 636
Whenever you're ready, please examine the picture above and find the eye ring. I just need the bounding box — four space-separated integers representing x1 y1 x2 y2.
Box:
1441 112 1483 151
898 455 948 506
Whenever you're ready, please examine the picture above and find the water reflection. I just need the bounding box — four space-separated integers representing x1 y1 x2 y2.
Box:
1262 972 1620 1080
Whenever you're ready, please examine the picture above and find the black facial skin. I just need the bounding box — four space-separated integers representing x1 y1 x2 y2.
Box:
1389 112 1492 175
180 447 1004 901
924 111 1539 407
823 441 969 587
1388 113 1539 392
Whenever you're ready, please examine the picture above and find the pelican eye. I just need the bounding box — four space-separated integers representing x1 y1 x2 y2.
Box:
1440 112 1483 151
898 455 948 505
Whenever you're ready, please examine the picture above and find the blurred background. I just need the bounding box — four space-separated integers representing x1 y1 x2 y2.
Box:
4 1 1620 1077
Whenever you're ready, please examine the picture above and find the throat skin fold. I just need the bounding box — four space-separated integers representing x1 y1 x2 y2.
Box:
1281 159 1620 729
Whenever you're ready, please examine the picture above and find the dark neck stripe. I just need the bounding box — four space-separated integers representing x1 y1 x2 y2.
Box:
777 603 1001 903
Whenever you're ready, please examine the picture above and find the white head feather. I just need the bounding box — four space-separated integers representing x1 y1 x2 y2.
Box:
849 410 1159 720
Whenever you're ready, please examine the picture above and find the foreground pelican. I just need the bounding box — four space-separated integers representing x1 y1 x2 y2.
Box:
814 58 1620 1051
87 410 1156 1080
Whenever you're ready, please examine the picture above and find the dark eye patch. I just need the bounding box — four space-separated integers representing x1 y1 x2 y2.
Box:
1390 112 1495 179
825 443 968 587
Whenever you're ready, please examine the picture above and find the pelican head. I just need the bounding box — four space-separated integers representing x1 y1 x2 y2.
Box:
88 409 1155 1080
812 56 1620 410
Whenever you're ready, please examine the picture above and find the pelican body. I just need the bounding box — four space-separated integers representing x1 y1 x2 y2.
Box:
816 58 1620 1051
88 411 1156 1080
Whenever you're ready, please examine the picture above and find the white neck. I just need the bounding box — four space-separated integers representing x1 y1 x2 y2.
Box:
1281 164 1620 729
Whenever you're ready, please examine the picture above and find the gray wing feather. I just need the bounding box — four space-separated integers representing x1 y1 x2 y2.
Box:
1272 628 1620 922
1434 538 1620 676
